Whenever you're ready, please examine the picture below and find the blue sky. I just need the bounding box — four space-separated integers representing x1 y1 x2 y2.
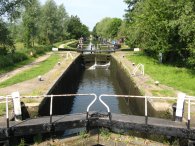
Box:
40 0 127 30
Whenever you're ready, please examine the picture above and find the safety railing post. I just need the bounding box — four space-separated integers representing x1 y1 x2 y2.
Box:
6 96 9 129
188 96 191 129
50 95 53 124
86 94 97 120
99 95 111 121
145 96 148 125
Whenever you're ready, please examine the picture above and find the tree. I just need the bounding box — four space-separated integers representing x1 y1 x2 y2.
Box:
94 17 112 39
93 17 122 39
107 18 122 39
0 0 28 17
0 19 14 55
22 0 40 47
67 15 89 39
56 4 69 41
123 0 195 68
39 0 58 44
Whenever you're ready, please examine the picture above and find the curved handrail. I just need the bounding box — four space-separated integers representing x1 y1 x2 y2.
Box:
86 93 97 112
99 94 111 113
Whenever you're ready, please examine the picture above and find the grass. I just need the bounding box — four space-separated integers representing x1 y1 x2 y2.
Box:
0 54 60 88
0 58 34 74
53 39 78 49
0 103 6 116
127 52 195 96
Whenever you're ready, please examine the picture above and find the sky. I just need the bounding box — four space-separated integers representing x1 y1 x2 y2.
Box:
40 0 127 31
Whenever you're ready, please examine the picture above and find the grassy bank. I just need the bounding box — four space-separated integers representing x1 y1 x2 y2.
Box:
0 44 52 74
53 39 78 49
0 54 59 88
127 52 195 96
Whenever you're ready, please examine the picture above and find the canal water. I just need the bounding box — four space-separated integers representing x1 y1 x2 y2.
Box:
70 68 131 114
39 44 144 116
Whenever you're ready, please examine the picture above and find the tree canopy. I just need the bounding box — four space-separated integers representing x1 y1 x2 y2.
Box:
123 0 195 68
0 0 89 54
93 17 122 39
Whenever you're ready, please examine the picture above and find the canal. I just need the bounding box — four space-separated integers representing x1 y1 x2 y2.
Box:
39 53 144 117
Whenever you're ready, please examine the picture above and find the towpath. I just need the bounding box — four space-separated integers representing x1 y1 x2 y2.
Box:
0 52 79 96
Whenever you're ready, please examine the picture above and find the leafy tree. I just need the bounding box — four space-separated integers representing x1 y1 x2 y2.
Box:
107 18 122 39
0 0 28 17
0 19 14 55
56 4 70 41
94 17 112 38
39 0 58 44
124 0 195 68
93 17 122 39
22 0 40 47
67 15 89 39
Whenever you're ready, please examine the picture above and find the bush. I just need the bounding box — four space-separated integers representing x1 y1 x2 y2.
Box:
0 52 28 68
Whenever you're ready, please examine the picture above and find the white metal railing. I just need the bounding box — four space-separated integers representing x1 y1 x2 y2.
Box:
0 93 97 129
99 94 195 129
132 63 144 76
1 93 195 129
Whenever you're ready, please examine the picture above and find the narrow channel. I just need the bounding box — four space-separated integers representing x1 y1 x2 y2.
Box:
39 44 144 117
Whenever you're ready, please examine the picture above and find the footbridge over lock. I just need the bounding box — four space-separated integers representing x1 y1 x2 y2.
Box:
0 93 195 143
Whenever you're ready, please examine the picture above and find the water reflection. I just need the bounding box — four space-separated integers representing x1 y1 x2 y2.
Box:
70 68 132 114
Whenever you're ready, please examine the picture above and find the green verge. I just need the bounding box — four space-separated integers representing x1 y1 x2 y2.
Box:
0 58 34 74
0 54 60 88
127 52 195 96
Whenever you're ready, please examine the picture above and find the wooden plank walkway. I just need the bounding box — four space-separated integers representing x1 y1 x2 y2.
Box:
0 113 194 140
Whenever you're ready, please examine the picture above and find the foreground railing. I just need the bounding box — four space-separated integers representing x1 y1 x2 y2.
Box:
0 93 195 130
0 93 97 129
99 94 195 129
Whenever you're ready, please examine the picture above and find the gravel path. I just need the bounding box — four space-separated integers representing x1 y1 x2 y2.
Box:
0 52 79 96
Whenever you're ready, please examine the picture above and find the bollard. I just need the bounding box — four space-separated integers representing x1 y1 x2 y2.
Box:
38 75 42 81
175 93 185 122
12 91 22 121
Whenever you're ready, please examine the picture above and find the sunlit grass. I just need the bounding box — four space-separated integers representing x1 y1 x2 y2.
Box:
127 52 195 96
0 54 60 88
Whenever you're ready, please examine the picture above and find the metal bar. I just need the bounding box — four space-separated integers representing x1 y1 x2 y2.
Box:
145 96 148 124
99 95 111 113
97 94 178 100
86 94 97 112
50 95 53 124
5 93 195 101
6 96 9 129
188 97 191 129
86 94 97 120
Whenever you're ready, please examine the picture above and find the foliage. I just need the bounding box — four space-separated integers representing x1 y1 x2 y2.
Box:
18 138 26 146
0 0 27 17
22 0 40 47
0 19 15 55
0 103 6 116
67 15 90 39
124 0 195 68
0 52 28 68
79 130 89 139
100 128 111 139
93 17 122 40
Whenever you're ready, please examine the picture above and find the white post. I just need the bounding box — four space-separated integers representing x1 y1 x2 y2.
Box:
176 93 185 121
188 97 191 129
12 91 22 121
50 95 53 123
6 96 9 128
145 96 148 124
